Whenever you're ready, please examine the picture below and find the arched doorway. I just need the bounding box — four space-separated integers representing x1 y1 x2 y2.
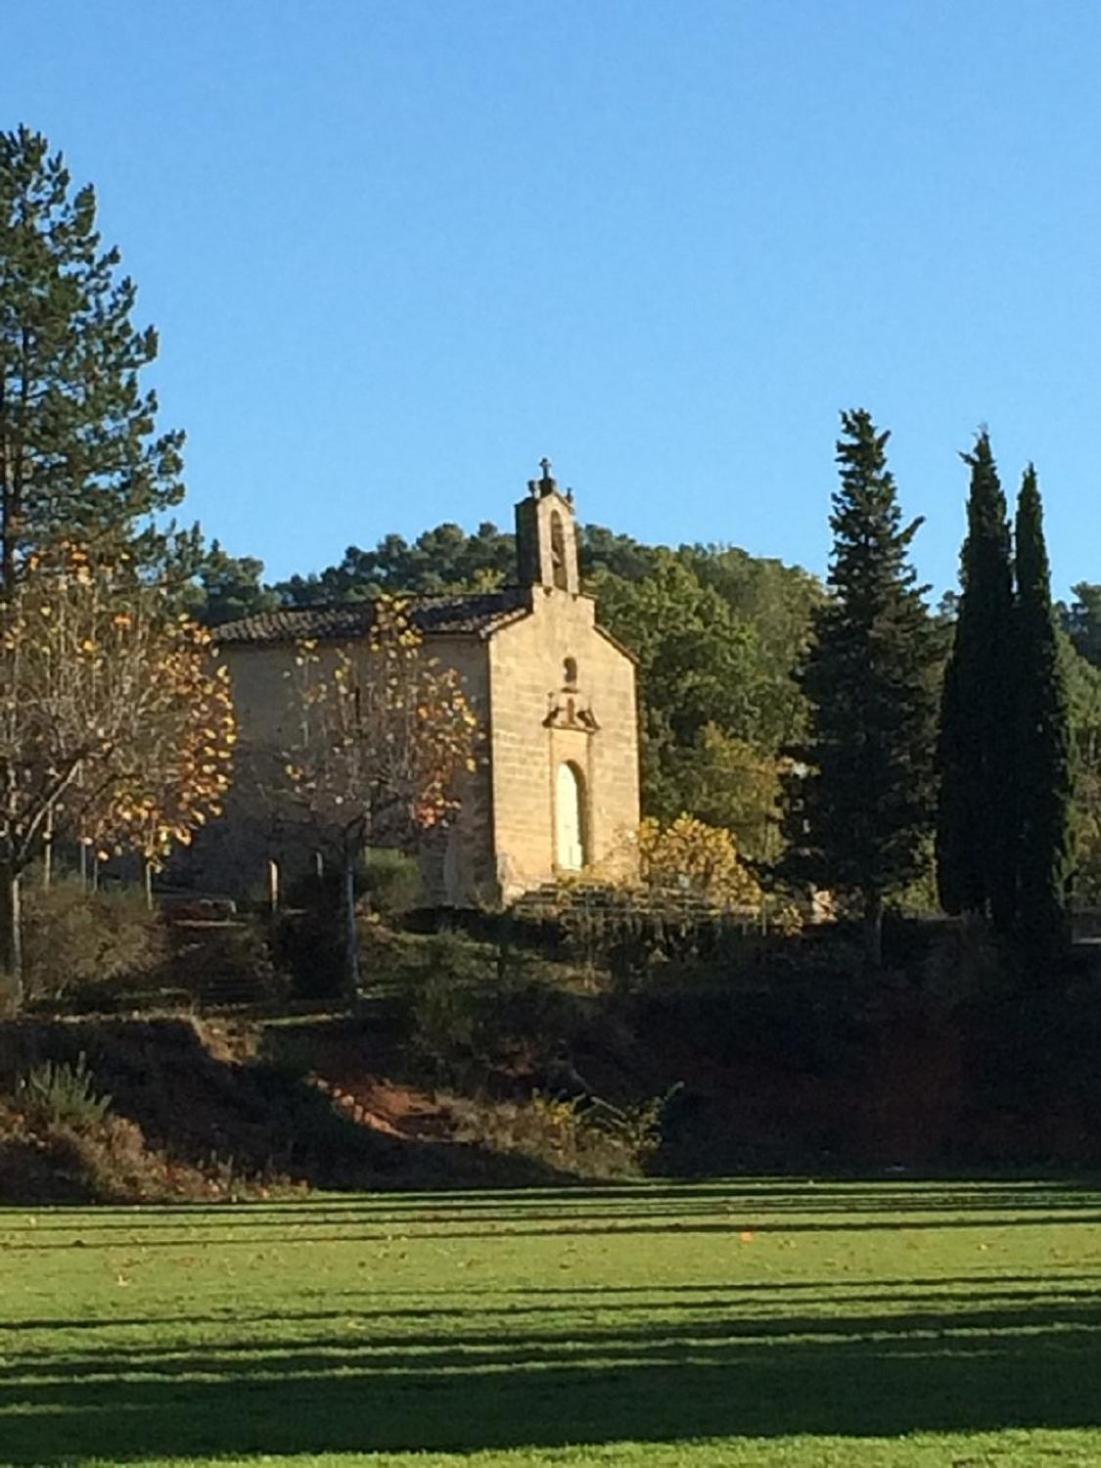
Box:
555 761 587 872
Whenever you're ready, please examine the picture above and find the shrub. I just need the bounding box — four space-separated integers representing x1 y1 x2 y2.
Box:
15 1052 112 1129
4 1099 291 1204
405 936 585 1081
21 879 167 1004
273 907 345 1001
447 1088 672 1179
362 847 422 918
638 815 762 908
281 847 421 923
164 919 287 1008
0 1099 83 1202
410 970 483 1073
405 933 496 1076
273 848 422 1002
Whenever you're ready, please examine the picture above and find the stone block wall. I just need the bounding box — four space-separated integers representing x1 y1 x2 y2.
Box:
488 588 639 899
195 589 639 909
195 635 495 904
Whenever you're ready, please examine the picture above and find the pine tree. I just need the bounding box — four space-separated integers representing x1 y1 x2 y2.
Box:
0 129 192 1007
935 433 1017 929
783 410 939 965
0 126 184 588
1014 467 1073 956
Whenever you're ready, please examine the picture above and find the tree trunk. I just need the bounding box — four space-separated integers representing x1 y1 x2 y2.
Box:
42 807 53 890
863 889 884 970
0 863 23 1012
342 847 361 1001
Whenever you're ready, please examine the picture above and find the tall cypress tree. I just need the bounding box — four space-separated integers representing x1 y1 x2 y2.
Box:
783 410 939 966
0 126 184 589
935 434 1017 929
1014 467 1073 955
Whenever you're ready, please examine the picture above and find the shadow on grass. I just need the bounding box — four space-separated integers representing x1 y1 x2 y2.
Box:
3 1289 1100 1463
3 1179 1100 1239
2 1180 1101 1250
4 1272 1101 1336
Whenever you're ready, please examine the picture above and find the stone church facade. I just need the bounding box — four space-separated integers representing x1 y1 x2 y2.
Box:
213 463 640 905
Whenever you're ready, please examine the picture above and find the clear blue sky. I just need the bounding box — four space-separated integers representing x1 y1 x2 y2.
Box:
7 1 1100 598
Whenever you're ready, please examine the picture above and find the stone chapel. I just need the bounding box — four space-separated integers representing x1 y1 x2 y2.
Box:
213 462 640 904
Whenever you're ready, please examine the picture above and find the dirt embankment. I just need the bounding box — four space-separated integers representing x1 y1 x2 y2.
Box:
5 958 1101 1206
0 1015 563 1205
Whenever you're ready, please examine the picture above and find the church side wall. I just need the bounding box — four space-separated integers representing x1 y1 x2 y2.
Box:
488 592 640 899
180 643 306 897
189 637 493 904
415 637 495 906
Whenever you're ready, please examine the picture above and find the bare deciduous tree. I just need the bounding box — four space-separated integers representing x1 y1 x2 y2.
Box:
282 597 478 995
0 545 235 1007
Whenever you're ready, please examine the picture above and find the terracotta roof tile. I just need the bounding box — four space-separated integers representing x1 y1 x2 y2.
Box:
215 590 531 646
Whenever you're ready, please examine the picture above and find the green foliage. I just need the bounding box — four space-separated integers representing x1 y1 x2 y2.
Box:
274 520 664 607
593 549 814 826
362 846 423 917
1064 635 1101 903
186 540 280 626
405 934 583 1082
1013 469 1073 955
938 453 1074 953
275 521 516 604
637 815 763 909
0 126 184 582
681 542 823 700
1060 580 1101 668
593 553 762 815
14 1051 112 1128
783 410 940 957
403 932 493 1072
666 725 783 863
409 969 483 1072
20 878 167 1004
0 130 216 1010
936 433 1018 927
447 1089 667 1178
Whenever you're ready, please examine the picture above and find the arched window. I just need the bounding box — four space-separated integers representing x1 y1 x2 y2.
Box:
550 511 569 591
555 761 587 871
563 656 578 688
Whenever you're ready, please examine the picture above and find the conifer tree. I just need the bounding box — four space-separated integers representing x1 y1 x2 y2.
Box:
0 129 202 1008
0 126 184 588
935 434 1017 929
783 410 939 965
1014 467 1073 955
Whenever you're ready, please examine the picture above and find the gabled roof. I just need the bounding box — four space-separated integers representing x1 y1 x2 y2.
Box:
215 589 532 646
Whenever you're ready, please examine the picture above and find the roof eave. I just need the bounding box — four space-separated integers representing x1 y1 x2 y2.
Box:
594 623 639 663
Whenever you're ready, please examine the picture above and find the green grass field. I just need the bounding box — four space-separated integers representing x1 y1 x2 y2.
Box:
2 1180 1100 1467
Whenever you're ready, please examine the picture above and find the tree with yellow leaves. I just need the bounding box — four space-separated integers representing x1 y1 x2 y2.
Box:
637 814 762 911
283 597 479 996
0 546 235 1008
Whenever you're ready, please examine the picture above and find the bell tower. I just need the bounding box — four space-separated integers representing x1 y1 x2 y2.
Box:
515 458 580 594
